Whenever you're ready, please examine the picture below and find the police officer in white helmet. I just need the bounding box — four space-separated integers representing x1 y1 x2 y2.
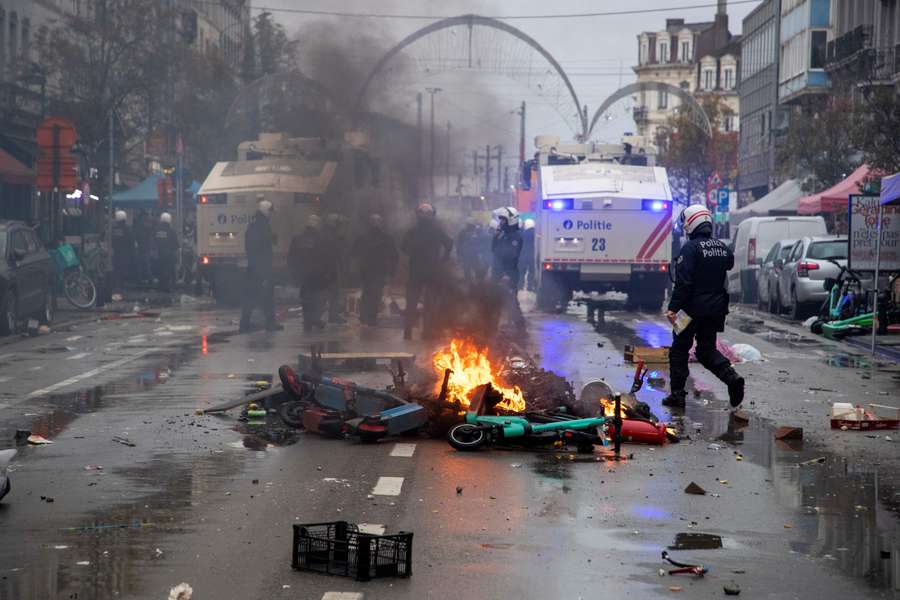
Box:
239 199 283 332
111 210 134 293
664 204 744 408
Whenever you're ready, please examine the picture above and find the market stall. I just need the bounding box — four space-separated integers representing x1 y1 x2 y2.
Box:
797 164 872 234
729 179 803 228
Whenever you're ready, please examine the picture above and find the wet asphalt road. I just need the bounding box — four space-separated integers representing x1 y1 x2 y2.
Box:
0 295 899 600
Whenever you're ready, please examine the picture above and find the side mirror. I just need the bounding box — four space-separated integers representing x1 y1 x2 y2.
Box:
774 258 784 269
823 277 837 291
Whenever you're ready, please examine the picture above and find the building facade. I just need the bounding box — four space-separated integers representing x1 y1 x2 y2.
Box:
825 0 900 93
631 0 741 154
738 0 783 202
778 0 833 103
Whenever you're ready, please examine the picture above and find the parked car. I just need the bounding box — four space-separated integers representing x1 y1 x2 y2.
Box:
728 216 827 304
0 221 55 335
756 238 797 313
777 236 849 320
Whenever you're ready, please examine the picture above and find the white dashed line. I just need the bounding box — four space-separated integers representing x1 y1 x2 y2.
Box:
0 353 16 361
371 476 404 496
27 348 160 398
390 443 416 457
357 523 386 535
66 352 91 361
322 593 363 600
65 336 83 342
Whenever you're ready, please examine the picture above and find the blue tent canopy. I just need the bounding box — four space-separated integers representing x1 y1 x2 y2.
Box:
112 173 200 209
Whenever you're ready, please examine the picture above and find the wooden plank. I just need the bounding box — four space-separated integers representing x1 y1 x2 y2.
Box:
624 344 669 364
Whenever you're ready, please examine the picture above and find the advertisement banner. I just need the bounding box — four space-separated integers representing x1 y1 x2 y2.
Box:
848 195 900 272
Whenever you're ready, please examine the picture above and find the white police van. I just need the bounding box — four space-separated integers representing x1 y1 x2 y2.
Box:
534 139 674 311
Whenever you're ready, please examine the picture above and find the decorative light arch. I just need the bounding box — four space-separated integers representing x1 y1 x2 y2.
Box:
587 81 712 139
354 14 587 137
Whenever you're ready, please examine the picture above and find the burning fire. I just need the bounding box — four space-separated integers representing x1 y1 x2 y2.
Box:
432 339 526 413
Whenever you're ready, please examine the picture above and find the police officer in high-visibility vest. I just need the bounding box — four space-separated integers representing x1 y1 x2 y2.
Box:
664 205 744 409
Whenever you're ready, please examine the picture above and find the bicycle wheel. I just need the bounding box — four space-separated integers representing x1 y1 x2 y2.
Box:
64 269 97 309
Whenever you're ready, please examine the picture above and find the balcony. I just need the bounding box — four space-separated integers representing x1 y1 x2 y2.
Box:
826 25 873 68
632 106 649 123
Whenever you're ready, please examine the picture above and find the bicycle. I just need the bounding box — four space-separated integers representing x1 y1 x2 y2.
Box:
49 243 97 310
810 260 866 335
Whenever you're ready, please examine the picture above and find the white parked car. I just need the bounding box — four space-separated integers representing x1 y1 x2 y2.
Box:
728 216 827 304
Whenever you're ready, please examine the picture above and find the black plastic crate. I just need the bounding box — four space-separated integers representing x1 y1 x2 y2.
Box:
292 521 413 581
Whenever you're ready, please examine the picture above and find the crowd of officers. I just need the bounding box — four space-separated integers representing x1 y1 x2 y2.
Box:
110 210 180 294
238 200 536 338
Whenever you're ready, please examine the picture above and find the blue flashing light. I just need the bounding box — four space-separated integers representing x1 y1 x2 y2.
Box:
543 198 574 211
642 199 671 212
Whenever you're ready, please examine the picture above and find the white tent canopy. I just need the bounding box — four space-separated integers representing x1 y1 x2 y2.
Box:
730 179 803 227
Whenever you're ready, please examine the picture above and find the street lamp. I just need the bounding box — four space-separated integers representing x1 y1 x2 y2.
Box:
425 87 442 201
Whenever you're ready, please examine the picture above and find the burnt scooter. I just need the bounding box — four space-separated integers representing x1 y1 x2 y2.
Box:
277 365 427 442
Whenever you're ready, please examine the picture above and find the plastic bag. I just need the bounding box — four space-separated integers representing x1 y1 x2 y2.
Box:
731 343 764 363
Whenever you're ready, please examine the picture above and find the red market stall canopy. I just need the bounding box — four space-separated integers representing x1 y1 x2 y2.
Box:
881 172 900 206
797 164 872 214
0 148 34 185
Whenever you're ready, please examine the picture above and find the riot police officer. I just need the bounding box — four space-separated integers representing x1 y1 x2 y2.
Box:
111 210 134 293
664 205 744 408
239 200 283 333
491 206 525 327
401 203 453 340
154 212 179 293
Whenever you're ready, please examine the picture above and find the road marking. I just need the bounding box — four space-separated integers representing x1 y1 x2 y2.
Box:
0 377 10 383
371 476 404 496
66 352 91 361
390 443 416 457
322 593 363 600
27 348 159 398
0 353 16 361
65 336 83 342
29 366 41 371
357 523 385 535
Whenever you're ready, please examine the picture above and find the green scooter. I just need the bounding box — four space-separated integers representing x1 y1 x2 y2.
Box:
447 383 616 453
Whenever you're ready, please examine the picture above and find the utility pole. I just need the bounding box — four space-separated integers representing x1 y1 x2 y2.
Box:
495 145 503 194
107 109 114 280
425 87 441 201
416 93 423 197
518 101 526 167
484 144 491 193
445 121 451 198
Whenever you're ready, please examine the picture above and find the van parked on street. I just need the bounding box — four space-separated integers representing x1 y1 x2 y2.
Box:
728 216 827 303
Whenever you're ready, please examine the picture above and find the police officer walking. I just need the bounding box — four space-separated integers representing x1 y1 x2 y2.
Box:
111 210 134 293
456 218 483 282
154 212 179 293
491 206 525 327
401 203 453 340
239 200 283 333
664 205 744 408
352 214 398 326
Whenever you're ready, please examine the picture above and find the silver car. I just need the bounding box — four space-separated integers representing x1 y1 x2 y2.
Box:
777 236 848 319
756 238 797 313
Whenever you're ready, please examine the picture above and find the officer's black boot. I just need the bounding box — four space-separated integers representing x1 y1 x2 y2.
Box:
662 390 686 408
722 368 745 408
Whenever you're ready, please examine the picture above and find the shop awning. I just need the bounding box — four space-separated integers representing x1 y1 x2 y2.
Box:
797 164 871 214
730 179 803 227
111 173 199 208
881 172 900 206
0 148 34 186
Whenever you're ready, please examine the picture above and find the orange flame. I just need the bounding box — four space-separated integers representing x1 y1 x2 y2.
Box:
432 339 526 413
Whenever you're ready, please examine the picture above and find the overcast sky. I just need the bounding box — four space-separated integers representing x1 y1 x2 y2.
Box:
256 1 760 167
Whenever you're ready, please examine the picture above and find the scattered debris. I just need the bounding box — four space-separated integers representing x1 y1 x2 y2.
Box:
27 435 53 445
662 550 708 576
774 426 803 441
292 521 412 581
724 581 741 595
40 495 55 503
799 457 826 466
731 344 763 363
624 345 669 364
731 410 750 424
168 583 193 600
831 402 899 430
456 486 463 495
112 436 136 447
684 482 706 495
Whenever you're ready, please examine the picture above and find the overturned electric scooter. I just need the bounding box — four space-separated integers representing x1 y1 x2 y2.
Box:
277 366 428 443
447 383 619 452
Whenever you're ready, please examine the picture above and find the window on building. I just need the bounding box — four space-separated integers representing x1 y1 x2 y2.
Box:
681 41 690 61
640 42 648 64
760 113 766 136
724 115 734 132
703 68 715 90
660 42 669 62
723 67 734 89
658 89 668 109
9 12 16 62
810 30 827 68
21 18 29 57
0 10 6 79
